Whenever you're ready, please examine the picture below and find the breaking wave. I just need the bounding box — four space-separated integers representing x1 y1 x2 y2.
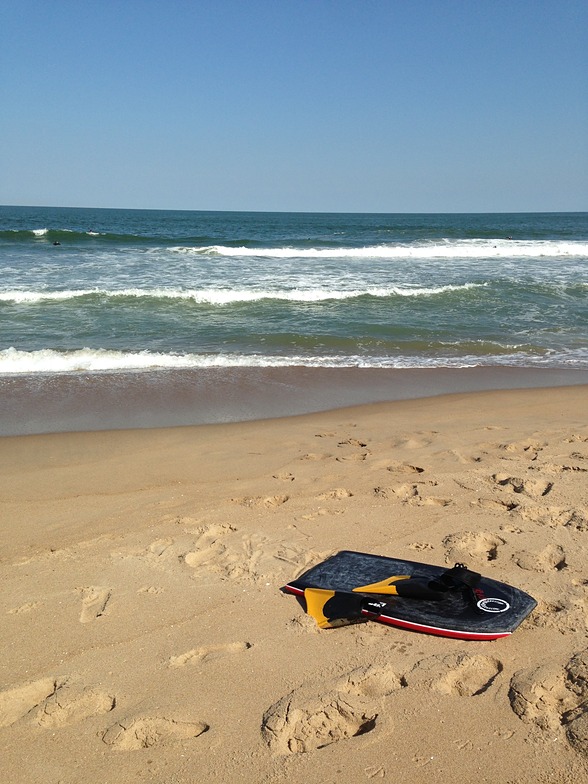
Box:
0 282 483 305
1 346 586 375
172 240 588 260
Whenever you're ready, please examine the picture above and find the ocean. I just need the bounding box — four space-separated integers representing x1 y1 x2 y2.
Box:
1 206 587 434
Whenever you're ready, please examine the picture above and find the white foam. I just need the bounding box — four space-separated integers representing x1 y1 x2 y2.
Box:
0 282 481 305
0 347 200 374
1 346 586 375
31 228 49 236
156 283 480 303
0 289 99 303
170 240 588 260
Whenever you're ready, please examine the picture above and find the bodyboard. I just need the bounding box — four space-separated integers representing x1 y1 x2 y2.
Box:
281 550 537 640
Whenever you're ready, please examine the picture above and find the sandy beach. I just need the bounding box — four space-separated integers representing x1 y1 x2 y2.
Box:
1 385 588 783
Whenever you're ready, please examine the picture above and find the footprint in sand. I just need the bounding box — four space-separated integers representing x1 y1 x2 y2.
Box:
516 506 588 531
336 452 370 462
0 678 62 728
493 473 553 498
540 460 588 474
183 524 318 584
233 534 318 582
365 765 386 779
528 597 587 635
513 543 567 572
404 652 503 697
408 541 434 552
169 641 252 668
35 687 115 728
146 538 175 557
382 483 420 502
335 438 370 461
231 494 289 509
338 438 368 448
261 687 377 754
440 449 484 465
566 434 588 444
509 649 588 758
565 650 588 757
386 462 425 474
498 439 545 459
443 531 505 564
420 496 452 507
317 488 354 500
113 536 187 568
393 431 438 450
472 497 518 512
182 523 235 569
137 585 164 595
509 662 571 732
565 510 588 532
8 601 43 614
381 482 450 507
373 486 390 500
335 662 405 699
102 716 208 750
78 586 112 623
261 659 407 755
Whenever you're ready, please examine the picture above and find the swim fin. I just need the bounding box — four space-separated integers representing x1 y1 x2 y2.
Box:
353 575 446 600
352 564 482 602
303 587 366 628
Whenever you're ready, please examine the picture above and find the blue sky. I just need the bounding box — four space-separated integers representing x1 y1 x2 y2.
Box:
2 0 587 212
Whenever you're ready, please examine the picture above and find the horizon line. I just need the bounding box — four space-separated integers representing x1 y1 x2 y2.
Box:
2 204 586 216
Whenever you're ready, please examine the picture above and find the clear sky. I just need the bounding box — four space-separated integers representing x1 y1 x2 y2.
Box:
2 0 587 212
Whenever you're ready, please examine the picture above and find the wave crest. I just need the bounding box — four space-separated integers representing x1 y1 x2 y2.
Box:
0 283 482 305
171 240 588 260
1 346 586 375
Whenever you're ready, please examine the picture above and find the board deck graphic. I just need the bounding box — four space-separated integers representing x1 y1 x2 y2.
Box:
281 550 537 640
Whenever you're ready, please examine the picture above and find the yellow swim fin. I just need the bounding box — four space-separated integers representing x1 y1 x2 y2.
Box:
304 588 336 628
303 587 365 628
352 575 411 595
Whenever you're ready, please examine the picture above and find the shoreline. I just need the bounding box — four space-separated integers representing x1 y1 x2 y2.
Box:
2 365 588 436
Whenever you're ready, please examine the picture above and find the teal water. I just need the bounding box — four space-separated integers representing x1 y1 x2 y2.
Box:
1 207 587 373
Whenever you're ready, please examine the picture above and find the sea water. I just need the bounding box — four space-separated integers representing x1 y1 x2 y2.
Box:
2 207 587 371
1 207 587 433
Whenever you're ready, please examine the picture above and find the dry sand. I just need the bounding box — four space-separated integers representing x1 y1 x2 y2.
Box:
1 385 587 783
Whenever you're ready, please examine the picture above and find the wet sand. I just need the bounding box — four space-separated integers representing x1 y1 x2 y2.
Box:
3 365 588 435
1 384 587 783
